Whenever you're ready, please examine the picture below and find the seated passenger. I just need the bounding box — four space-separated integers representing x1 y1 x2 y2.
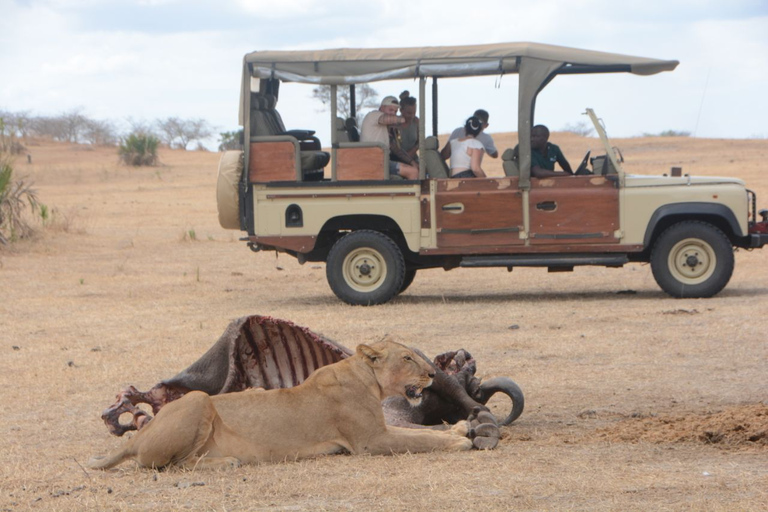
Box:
441 109 498 160
448 116 487 179
516 124 573 178
397 96 420 164
360 96 419 180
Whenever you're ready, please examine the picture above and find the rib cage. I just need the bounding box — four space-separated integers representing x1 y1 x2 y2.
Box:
227 315 352 391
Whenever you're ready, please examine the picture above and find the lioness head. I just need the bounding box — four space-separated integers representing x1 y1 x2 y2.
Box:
357 339 435 406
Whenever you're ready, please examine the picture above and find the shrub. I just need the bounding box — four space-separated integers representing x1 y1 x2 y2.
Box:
218 130 243 151
0 153 39 245
118 133 160 166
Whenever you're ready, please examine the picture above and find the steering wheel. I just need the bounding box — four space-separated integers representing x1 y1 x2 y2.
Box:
574 150 591 175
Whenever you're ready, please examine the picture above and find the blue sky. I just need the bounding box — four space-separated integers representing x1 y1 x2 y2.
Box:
1 0 767 148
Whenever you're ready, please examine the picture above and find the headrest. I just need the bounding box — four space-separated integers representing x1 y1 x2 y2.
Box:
251 94 265 110
335 117 345 130
425 136 439 150
502 147 518 161
264 94 277 109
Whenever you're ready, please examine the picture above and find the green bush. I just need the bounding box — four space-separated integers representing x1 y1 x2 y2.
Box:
0 153 39 245
218 130 243 151
118 133 160 166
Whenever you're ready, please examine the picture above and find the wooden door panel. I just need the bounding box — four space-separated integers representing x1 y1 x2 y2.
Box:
529 176 619 244
435 178 524 248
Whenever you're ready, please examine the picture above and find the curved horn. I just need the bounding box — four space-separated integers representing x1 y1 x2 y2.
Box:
478 377 525 426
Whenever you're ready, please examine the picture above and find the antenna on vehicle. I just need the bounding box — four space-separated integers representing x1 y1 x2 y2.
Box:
693 67 711 138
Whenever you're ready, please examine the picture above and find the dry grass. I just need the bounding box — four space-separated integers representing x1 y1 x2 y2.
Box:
2 136 767 511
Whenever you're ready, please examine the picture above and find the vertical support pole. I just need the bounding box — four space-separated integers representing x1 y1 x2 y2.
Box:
431 77 438 137
331 84 338 181
419 77 427 179
349 85 356 120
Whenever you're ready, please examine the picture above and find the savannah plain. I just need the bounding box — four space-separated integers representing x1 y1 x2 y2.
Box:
1 133 767 511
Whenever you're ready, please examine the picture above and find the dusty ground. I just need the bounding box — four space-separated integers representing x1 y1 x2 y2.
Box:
1 135 767 511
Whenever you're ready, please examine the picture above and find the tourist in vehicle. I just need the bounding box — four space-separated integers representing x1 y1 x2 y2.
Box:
397 96 420 163
528 124 573 178
441 109 498 160
448 116 487 178
361 96 419 180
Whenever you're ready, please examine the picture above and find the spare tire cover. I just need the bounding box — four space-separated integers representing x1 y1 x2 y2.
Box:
217 150 243 229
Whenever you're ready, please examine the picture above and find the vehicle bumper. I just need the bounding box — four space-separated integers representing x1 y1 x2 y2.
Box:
748 220 768 248
749 233 768 248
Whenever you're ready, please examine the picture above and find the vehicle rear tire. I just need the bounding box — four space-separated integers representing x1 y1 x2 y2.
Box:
650 221 734 298
326 230 405 305
398 269 417 294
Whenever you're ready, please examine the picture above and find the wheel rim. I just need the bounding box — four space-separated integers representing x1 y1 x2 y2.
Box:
667 237 716 285
342 247 387 292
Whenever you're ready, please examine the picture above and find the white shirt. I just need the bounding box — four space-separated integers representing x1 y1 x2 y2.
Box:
449 137 485 176
360 111 389 145
448 127 497 156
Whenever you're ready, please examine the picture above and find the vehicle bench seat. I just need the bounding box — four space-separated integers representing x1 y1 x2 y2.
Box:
250 94 329 180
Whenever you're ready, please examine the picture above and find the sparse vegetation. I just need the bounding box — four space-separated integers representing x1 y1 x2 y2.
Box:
642 129 692 137
561 121 594 137
0 153 39 245
179 228 198 242
1 108 214 149
118 132 160 166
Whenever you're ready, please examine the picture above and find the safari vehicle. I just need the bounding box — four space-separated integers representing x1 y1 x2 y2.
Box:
217 42 768 305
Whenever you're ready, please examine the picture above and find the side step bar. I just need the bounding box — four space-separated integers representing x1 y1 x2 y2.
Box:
461 253 629 268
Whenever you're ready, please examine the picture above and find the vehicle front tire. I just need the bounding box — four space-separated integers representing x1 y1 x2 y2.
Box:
398 268 417 295
650 221 734 298
326 230 405 305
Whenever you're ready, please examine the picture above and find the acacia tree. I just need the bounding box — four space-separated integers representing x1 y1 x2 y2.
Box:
155 117 213 150
82 119 118 146
311 84 379 123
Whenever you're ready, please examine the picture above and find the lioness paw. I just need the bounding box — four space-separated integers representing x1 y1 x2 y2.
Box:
449 420 470 437
453 437 473 451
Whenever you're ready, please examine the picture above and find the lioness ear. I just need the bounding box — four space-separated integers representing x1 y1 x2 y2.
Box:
357 344 383 365
377 334 395 344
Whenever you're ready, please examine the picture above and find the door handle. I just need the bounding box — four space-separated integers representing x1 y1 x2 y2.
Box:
536 201 557 211
442 203 464 213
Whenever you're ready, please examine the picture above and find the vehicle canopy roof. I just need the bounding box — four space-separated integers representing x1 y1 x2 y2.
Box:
243 42 678 84
240 42 678 185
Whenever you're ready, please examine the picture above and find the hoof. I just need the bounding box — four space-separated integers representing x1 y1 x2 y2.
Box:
473 422 500 439
472 435 499 450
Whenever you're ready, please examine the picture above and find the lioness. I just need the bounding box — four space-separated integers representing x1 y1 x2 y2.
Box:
89 340 473 470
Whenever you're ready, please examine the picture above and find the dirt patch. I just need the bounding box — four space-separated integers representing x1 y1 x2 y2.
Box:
596 404 768 449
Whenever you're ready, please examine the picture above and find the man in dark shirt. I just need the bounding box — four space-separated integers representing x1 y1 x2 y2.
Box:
529 124 572 178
